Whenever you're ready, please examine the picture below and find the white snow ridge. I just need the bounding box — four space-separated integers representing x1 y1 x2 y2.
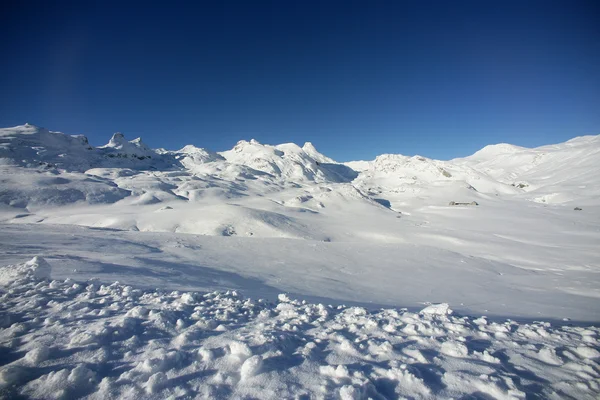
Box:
0 124 599 399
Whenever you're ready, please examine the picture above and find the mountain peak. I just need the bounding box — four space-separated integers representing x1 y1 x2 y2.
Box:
179 144 204 153
107 132 127 147
301 142 334 163
468 143 526 160
302 142 316 151
175 144 224 164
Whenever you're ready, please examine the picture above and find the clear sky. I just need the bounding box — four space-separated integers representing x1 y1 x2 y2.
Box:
1 0 599 161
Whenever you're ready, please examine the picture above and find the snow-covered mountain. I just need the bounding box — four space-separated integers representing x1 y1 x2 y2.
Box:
1 123 598 229
218 139 356 183
1 122 598 271
1 124 599 398
0 124 180 172
455 135 600 205
2 124 598 209
1 123 599 312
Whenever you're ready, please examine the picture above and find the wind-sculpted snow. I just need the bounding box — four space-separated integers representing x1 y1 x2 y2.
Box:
0 168 131 208
0 257 599 399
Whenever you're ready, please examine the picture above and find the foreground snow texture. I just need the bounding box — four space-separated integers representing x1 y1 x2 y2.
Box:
1 258 599 399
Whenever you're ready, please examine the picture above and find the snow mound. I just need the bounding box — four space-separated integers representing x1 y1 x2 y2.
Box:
0 256 51 285
0 168 130 208
0 267 598 399
468 143 528 161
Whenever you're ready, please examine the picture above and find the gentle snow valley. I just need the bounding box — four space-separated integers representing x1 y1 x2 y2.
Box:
0 124 599 399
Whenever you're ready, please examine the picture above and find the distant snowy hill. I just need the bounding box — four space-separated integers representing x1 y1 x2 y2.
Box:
2 124 598 209
0 124 179 172
454 135 600 205
0 123 598 215
0 124 94 170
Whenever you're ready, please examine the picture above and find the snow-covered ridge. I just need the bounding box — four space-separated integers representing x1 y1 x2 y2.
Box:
218 138 356 183
2 124 598 190
99 132 154 159
0 124 362 210
466 143 528 161
0 124 93 169
452 133 600 204
0 124 355 183
0 124 178 171
0 122 598 217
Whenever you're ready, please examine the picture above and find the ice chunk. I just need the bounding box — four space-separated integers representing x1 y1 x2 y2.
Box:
240 355 263 380
420 303 453 316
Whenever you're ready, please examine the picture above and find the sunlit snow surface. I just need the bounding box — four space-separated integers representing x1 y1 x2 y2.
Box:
1 257 599 399
0 125 599 398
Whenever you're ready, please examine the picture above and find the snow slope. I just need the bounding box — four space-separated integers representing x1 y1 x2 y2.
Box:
0 124 599 398
455 135 600 206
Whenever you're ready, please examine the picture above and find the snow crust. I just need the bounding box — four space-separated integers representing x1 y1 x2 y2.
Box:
0 258 598 399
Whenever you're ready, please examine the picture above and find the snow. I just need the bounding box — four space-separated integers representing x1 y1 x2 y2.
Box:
0 257 598 399
454 134 600 206
0 124 599 398
0 256 51 285
420 303 453 316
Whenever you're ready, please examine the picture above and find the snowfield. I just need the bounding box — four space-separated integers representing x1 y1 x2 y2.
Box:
1 257 599 399
0 124 599 398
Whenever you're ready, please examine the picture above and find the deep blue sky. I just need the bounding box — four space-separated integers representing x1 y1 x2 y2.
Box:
1 0 599 161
